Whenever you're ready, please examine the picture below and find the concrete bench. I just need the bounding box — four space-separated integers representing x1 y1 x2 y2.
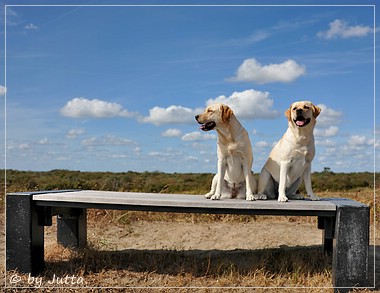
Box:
6 190 370 291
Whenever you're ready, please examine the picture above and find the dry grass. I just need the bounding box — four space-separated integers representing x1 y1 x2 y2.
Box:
7 243 333 291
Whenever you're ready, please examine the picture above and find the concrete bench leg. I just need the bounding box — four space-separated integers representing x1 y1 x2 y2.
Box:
333 205 369 292
318 216 335 254
57 208 87 248
6 193 45 275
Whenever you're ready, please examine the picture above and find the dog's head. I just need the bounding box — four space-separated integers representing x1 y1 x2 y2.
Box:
195 103 233 131
285 101 321 129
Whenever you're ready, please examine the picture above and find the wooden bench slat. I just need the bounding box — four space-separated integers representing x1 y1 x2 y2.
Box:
30 190 337 212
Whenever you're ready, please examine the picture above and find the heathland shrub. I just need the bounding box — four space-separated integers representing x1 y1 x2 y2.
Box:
2 169 377 197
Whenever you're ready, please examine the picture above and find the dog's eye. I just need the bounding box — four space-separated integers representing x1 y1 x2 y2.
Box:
304 105 310 110
207 109 213 113
292 107 297 111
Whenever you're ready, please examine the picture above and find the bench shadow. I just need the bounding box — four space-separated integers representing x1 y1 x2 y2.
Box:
43 245 380 288
45 245 333 278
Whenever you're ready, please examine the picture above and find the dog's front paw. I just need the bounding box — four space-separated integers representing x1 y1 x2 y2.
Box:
246 193 256 201
278 195 288 202
287 194 304 200
309 194 320 201
254 193 267 200
211 194 221 200
205 192 213 199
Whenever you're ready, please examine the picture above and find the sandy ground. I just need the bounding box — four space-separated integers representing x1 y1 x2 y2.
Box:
85 220 322 251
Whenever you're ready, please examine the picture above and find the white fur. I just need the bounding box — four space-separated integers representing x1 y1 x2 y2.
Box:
195 103 260 200
257 101 321 202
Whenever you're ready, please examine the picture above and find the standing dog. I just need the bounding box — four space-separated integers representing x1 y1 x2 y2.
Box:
195 103 260 200
257 101 321 202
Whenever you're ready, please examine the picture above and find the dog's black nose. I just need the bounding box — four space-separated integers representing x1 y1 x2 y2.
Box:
296 109 303 114
195 115 199 120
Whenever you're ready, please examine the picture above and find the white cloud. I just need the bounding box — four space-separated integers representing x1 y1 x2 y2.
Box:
37 138 49 145
0 85 6 96
81 137 97 146
255 141 269 148
5 8 22 26
140 90 278 126
314 126 339 137
148 148 185 161
225 30 271 46
24 23 38 30
185 155 199 162
347 135 373 147
229 58 306 84
66 128 85 139
315 139 336 147
111 154 128 159
181 131 216 141
206 89 279 120
102 135 137 146
247 30 271 43
19 143 30 150
140 105 202 126
316 104 343 127
318 19 373 39
81 135 137 146
161 128 182 137
134 146 142 155
60 97 137 119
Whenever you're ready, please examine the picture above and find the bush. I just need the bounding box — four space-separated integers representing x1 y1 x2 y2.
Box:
1 169 377 198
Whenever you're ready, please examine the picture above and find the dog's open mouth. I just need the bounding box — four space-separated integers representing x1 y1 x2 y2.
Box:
294 116 311 127
200 121 216 131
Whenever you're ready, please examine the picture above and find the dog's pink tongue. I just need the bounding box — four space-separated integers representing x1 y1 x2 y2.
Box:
296 120 305 126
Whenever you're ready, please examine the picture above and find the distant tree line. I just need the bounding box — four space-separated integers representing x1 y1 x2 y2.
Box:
1 170 377 196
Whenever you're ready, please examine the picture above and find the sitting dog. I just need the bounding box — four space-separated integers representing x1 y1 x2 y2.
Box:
257 101 321 202
195 103 260 200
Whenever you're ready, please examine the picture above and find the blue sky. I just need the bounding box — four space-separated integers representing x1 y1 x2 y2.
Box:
2 2 379 173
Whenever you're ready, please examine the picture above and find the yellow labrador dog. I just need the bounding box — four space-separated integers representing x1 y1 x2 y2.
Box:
257 101 321 202
195 103 259 200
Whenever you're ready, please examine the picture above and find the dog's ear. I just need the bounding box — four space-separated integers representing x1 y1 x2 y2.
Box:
312 104 321 118
284 106 292 121
221 104 233 123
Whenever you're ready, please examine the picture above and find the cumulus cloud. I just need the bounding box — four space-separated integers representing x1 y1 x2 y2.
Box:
181 131 216 141
141 89 278 126
0 85 6 96
19 143 30 150
24 23 38 30
66 128 85 139
81 135 137 146
255 141 269 148
37 138 49 145
347 135 374 147
161 128 182 137
316 104 343 127
313 104 342 139
314 126 339 137
148 148 184 161
229 58 306 84
317 19 373 39
140 105 202 126
60 97 137 119
315 139 336 147
206 89 279 120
